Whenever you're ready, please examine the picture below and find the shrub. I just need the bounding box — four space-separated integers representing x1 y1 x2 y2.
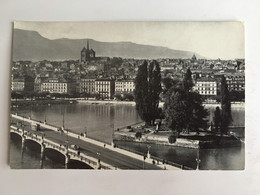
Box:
168 135 176 143
135 132 142 139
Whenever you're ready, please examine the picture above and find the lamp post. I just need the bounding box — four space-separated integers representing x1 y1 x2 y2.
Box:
29 104 32 119
196 149 201 170
147 145 151 159
143 153 146 170
111 123 114 147
44 114 46 124
84 127 87 138
97 152 101 169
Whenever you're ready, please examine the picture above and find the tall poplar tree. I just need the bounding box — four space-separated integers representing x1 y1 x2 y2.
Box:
213 106 221 132
148 60 162 124
220 76 232 135
134 60 161 126
182 68 194 92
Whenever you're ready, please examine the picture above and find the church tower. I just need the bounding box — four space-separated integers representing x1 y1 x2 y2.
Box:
81 40 95 63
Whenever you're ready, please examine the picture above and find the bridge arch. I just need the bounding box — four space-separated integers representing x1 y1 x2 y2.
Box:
43 147 66 164
10 132 22 142
67 159 94 169
23 139 41 152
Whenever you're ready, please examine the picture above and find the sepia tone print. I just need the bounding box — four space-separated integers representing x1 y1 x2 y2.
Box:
10 22 244 170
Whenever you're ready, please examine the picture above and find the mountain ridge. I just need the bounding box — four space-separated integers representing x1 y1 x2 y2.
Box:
13 29 204 61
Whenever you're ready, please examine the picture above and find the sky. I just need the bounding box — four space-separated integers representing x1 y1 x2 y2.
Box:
14 21 244 59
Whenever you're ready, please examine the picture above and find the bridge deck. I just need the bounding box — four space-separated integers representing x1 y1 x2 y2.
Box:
10 115 181 170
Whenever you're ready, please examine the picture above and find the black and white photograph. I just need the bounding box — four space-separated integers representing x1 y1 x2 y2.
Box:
9 21 245 170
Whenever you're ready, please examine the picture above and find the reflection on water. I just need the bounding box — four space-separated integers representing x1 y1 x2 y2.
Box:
10 103 245 170
206 104 245 126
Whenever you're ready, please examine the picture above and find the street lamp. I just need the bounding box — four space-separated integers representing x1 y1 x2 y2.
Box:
84 127 87 138
196 149 201 170
147 145 151 159
97 152 101 169
44 114 47 124
143 153 146 170
111 123 115 147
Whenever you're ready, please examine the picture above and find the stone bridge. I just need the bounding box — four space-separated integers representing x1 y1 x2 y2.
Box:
10 126 113 169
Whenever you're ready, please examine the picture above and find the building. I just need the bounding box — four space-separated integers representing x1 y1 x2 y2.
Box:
34 75 47 92
214 73 245 92
95 78 115 99
79 78 96 94
225 73 245 92
191 54 197 61
115 79 135 95
81 40 96 63
11 76 34 92
193 78 217 97
40 78 76 94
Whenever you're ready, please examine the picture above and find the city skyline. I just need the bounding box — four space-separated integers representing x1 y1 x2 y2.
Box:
14 21 244 60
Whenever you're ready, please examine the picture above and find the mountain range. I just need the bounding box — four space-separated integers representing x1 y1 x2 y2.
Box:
12 29 203 61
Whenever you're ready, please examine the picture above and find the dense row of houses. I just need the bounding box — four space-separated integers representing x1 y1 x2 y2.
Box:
11 71 245 100
11 76 135 99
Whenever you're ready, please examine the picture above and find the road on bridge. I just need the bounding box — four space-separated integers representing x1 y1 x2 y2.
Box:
11 118 163 170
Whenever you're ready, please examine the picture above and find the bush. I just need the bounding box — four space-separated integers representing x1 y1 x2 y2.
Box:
135 132 142 139
168 135 176 143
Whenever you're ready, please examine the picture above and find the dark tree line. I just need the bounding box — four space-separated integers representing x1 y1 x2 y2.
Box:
134 64 233 136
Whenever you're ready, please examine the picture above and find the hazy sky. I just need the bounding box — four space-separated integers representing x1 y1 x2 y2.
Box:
14 21 244 59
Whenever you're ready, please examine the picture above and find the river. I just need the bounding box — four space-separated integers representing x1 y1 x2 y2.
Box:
10 102 245 170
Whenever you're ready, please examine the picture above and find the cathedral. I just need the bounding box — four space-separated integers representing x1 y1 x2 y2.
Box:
81 40 96 62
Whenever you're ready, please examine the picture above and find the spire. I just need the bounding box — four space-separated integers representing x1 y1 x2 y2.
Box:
87 39 89 50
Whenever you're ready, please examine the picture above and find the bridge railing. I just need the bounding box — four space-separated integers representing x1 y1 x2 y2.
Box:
11 125 113 169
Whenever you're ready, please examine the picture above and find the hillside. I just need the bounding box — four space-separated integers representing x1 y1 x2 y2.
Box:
13 29 203 61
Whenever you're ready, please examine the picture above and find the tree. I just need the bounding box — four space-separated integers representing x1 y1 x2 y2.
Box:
134 60 150 125
164 88 187 135
114 94 123 101
187 92 208 134
183 68 207 134
148 60 162 124
182 68 193 92
163 69 208 135
220 76 232 135
123 93 134 101
11 91 23 101
213 106 221 132
161 77 181 94
134 60 162 126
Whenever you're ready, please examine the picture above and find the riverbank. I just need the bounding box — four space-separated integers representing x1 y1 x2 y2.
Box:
10 98 245 108
77 99 136 105
113 124 242 149
11 99 77 107
77 99 245 108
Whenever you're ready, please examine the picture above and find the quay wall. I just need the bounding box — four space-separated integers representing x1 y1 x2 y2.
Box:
114 131 241 149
